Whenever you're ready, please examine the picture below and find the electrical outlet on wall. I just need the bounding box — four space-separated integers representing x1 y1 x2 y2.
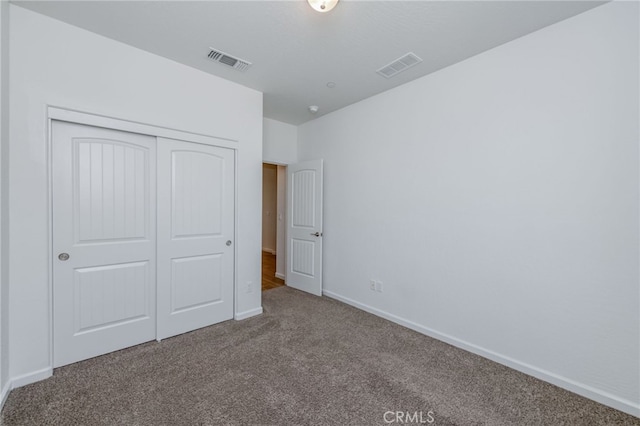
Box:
246 281 254 293
369 280 376 291
375 281 383 293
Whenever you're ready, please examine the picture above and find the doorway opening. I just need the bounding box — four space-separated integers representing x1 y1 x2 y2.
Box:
262 163 286 291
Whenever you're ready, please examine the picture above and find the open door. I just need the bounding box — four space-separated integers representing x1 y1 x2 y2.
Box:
286 159 323 296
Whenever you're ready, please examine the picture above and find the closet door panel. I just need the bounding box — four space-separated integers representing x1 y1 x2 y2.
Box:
156 138 235 340
52 121 157 367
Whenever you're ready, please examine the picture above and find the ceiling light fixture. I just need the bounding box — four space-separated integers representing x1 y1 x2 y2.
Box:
308 105 319 114
307 0 339 13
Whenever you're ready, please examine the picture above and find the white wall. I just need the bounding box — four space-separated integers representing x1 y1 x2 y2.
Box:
0 0 10 406
262 164 277 253
298 2 639 416
9 5 263 383
263 118 297 164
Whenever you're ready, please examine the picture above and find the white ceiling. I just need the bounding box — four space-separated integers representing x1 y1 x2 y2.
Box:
14 0 604 125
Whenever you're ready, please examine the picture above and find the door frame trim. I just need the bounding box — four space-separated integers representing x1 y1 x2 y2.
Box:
46 105 239 369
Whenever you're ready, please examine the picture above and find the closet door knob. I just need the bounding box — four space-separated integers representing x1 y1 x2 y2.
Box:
58 253 70 261
226 240 232 246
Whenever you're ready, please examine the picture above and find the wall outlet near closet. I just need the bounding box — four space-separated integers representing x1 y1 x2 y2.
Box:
369 280 383 293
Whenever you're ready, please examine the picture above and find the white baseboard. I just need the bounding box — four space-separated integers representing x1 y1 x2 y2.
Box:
0 367 54 411
275 272 285 281
0 379 11 411
235 307 263 321
10 367 53 389
261 248 276 255
323 289 640 419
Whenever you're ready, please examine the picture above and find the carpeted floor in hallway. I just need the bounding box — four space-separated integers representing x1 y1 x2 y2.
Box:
2 287 638 425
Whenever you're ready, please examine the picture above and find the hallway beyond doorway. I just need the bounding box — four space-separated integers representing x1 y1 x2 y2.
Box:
262 251 285 291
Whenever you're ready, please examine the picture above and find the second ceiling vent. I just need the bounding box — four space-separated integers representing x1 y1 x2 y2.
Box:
376 52 422 79
207 48 252 72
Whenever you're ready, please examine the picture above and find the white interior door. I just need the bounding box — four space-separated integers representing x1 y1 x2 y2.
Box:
286 159 323 296
52 121 157 367
156 138 235 340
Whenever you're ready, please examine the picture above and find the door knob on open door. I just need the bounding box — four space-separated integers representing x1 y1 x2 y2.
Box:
58 253 70 261
310 232 322 237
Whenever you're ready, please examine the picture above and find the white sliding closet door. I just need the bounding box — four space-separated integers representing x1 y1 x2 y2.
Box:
53 122 236 367
52 121 157 367
156 138 235 340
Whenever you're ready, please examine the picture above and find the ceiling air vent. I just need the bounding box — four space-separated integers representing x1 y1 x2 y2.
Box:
207 48 252 72
376 52 422 79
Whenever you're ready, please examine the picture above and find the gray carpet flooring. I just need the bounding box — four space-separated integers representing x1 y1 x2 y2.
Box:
2 286 638 425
